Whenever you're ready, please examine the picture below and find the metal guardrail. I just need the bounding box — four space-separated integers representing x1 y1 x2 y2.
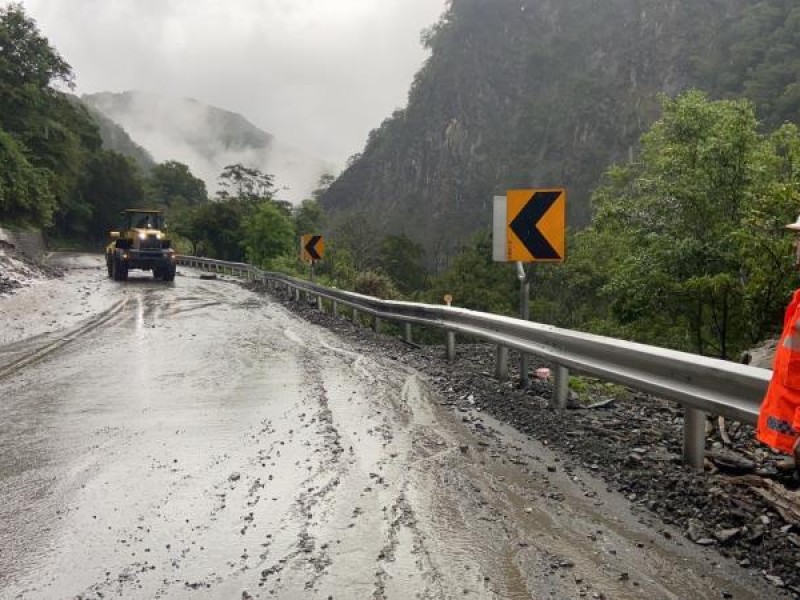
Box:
178 255 773 469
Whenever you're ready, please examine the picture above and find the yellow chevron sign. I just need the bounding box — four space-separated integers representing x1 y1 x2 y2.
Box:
506 188 566 262
300 234 325 263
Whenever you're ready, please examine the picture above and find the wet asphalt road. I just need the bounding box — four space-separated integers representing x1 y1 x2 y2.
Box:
0 256 785 599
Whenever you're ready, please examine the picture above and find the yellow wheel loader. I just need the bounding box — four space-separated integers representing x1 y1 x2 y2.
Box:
105 209 177 282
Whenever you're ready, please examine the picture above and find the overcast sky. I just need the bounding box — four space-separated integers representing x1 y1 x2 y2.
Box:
19 0 448 168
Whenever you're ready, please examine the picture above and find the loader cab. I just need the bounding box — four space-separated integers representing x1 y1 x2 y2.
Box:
120 210 165 231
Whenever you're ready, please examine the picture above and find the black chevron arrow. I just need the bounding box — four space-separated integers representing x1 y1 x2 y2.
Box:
305 235 322 261
509 191 561 260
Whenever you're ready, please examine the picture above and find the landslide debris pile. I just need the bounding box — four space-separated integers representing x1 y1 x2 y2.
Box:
255 282 800 595
0 247 62 295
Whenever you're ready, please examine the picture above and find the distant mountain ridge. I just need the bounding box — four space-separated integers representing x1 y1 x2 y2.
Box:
82 91 332 203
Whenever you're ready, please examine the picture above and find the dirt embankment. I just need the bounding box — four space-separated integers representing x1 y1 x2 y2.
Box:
253 281 800 597
0 248 63 296
0 226 64 296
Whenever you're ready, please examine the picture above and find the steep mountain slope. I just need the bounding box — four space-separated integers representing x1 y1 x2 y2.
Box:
321 0 799 266
78 100 155 172
82 91 332 203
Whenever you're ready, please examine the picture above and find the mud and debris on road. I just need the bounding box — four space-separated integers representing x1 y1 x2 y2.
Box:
0 246 64 297
0 257 793 599
260 279 800 598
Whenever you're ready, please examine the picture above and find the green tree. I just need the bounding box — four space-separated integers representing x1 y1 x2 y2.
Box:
176 164 283 261
428 231 516 314
242 202 295 266
193 200 246 261
329 212 381 271
311 173 336 202
80 151 146 239
293 198 325 237
354 270 399 300
0 128 54 224
0 3 100 229
170 206 206 255
590 91 800 358
378 234 428 294
0 3 72 92
147 161 208 209
217 163 275 203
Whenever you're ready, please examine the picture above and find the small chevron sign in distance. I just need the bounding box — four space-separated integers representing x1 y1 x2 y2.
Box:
300 234 325 263
506 188 566 262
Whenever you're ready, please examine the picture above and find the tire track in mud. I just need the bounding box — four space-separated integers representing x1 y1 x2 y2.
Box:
302 327 453 599
246 303 546 597
0 297 129 380
369 374 461 600
254 345 347 595
271 323 448 597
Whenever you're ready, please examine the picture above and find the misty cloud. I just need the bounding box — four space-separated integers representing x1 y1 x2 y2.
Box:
19 0 447 167
83 91 332 203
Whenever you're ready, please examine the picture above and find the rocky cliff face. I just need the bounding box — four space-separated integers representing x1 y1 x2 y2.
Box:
321 0 758 269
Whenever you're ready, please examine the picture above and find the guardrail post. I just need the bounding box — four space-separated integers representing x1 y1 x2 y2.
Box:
353 309 359 324
295 288 300 302
404 323 412 344
683 408 707 471
373 316 381 332
317 296 323 311
520 353 530 389
446 331 456 362
332 301 338 317
495 345 508 381
553 365 569 410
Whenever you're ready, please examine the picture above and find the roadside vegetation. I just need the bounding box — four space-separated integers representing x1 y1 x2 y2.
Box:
278 93 800 363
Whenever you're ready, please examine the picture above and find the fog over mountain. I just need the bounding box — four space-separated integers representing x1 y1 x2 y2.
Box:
83 91 333 203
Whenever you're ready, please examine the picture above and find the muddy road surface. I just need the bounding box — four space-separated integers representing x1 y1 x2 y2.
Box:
0 255 785 599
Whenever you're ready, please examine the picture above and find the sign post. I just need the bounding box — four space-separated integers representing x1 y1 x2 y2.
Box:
493 189 566 388
516 261 531 388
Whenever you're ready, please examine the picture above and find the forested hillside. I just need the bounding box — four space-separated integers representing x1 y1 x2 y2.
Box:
0 5 215 243
78 99 155 173
321 0 800 269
